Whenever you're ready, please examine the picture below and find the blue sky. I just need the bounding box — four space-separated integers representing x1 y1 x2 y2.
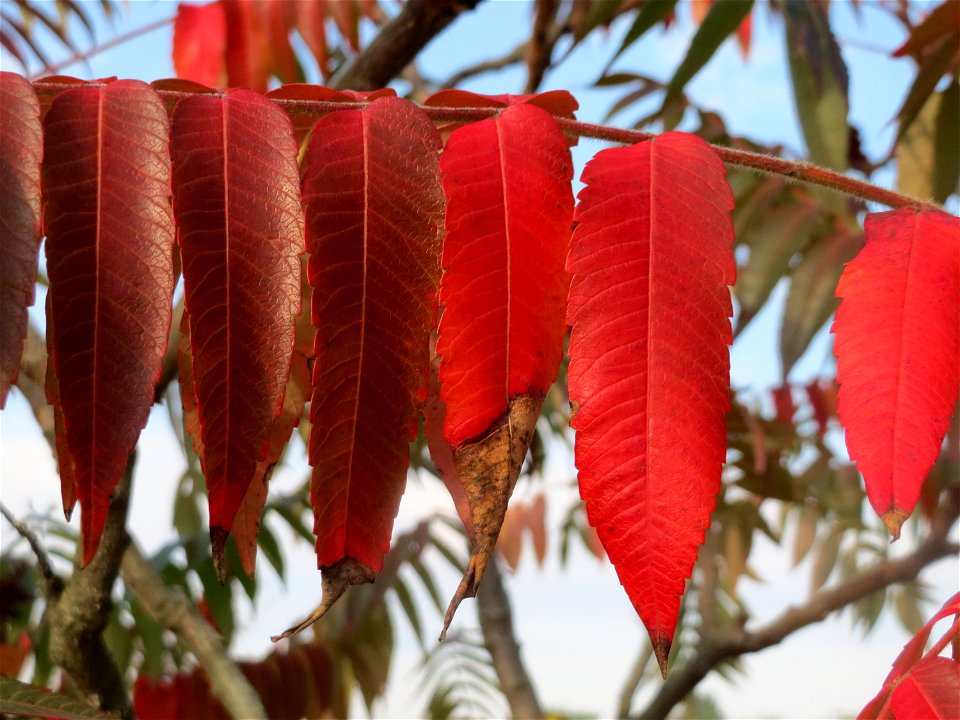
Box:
1 1 958 718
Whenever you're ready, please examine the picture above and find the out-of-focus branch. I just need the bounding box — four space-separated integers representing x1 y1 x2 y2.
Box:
524 0 559 93
616 644 652 720
0 504 61 598
47 459 134 719
121 544 267 720
635 495 960 720
333 0 483 90
476 559 543 720
441 43 527 90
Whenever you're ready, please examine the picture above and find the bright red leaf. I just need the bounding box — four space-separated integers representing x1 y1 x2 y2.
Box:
274 97 444 640
0 72 42 406
833 208 960 538
566 132 735 675
435 102 573 636
42 80 176 564
173 2 226 87
171 89 303 572
890 657 960 720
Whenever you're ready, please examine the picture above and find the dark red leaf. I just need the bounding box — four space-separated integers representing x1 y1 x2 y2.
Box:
42 80 176 564
173 2 226 88
566 132 735 675
0 72 42 406
436 103 573 636
833 208 960 538
266 84 394 145
171 89 304 572
273 97 443 640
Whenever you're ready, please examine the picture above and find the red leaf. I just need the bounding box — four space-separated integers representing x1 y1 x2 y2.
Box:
860 593 960 719
566 132 735 675
266 84 394 145
42 80 176 564
173 2 226 87
424 89 579 143
833 208 960 538
435 103 573 636
274 97 443 640
171 89 304 573
890 657 960 720
0 72 42 406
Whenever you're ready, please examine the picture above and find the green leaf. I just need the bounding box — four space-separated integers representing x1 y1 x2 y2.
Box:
779 228 862 378
392 576 424 646
257 521 285 581
897 86 943 200
736 194 819 332
0 678 120 719
604 0 678 73
811 524 842 592
783 0 849 197
895 31 960 144
660 0 754 125
792 502 819 567
933 78 960 202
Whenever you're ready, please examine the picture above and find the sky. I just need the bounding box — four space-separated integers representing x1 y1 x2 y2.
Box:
1 1 958 719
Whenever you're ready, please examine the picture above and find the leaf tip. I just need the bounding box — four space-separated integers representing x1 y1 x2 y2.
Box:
882 509 909 541
210 526 229 584
272 558 374 642
651 632 672 679
440 557 480 642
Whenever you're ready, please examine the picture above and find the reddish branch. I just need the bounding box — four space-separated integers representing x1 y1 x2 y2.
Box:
31 80 939 215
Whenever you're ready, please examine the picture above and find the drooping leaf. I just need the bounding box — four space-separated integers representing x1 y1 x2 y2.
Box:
604 0 678 73
172 1 227 87
833 209 960 538
422 341 474 538
780 226 863 377
273 97 444 641
0 72 42 407
171 89 304 573
892 1 960 59
566 132 735 675
893 29 959 146
859 593 960 719
783 0 849 210
43 80 175 564
933 79 960 203
436 102 573 637
735 190 818 332
660 0 754 124
896 87 944 201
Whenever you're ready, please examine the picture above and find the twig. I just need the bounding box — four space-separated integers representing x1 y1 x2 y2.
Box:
634 502 960 720
525 0 560 93
616 644 653 719
0 503 61 597
332 0 484 90
121 543 267 720
28 16 175 80
440 43 527 90
476 559 543 720
35 79 940 215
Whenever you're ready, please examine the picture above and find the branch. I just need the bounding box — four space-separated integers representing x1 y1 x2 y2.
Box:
439 43 527 90
0 504 61 598
47 458 134 719
475 559 543 720
28 16 175 80
35 79 933 214
332 0 483 90
635 509 960 720
120 544 267 720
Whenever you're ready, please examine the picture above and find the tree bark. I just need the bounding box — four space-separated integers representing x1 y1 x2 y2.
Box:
333 0 483 90
476 559 543 720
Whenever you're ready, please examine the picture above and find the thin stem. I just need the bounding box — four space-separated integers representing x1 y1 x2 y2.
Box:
29 81 947 214
29 16 175 80
924 616 960 661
